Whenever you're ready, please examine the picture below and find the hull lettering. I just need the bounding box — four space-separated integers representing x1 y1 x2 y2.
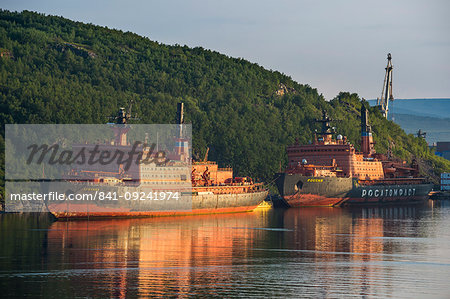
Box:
360 187 421 198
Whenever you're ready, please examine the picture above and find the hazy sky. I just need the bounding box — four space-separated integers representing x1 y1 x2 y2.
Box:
1 0 449 100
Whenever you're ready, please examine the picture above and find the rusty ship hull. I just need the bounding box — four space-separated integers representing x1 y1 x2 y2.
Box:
47 185 268 219
276 173 432 207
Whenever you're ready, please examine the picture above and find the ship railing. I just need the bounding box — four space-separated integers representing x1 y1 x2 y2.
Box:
358 177 426 185
194 182 265 193
193 161 217 165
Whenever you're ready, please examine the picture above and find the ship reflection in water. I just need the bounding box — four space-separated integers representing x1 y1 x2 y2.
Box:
1 201 450 297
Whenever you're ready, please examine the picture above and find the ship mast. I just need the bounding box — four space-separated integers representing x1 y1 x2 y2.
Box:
314 110 336 144
109 100 138 146
376 53 394 119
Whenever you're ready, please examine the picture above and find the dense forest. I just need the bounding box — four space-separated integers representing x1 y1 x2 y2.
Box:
1 10 449 203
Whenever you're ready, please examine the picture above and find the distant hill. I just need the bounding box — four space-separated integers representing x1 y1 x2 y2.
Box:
368 99 450 143
0 9 449 202
368 98 450 119
391 114 450 144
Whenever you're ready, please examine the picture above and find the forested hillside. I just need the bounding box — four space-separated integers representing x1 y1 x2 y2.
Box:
1 10 449 202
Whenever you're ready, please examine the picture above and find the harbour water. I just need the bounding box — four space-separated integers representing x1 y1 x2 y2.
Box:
1 201 450 298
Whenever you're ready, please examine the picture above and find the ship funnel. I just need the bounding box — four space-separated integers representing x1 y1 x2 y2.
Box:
177 103 184 125
361 105 371 135
177 102 184 138
360 105 374 156
175 102 189 160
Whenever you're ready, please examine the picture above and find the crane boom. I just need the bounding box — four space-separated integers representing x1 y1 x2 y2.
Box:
203 147 209 162
376 53 394 119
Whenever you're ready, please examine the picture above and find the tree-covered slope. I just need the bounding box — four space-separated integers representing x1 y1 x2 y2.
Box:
0 9 449 202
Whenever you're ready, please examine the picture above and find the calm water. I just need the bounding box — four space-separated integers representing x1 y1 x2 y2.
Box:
1 201 450 298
